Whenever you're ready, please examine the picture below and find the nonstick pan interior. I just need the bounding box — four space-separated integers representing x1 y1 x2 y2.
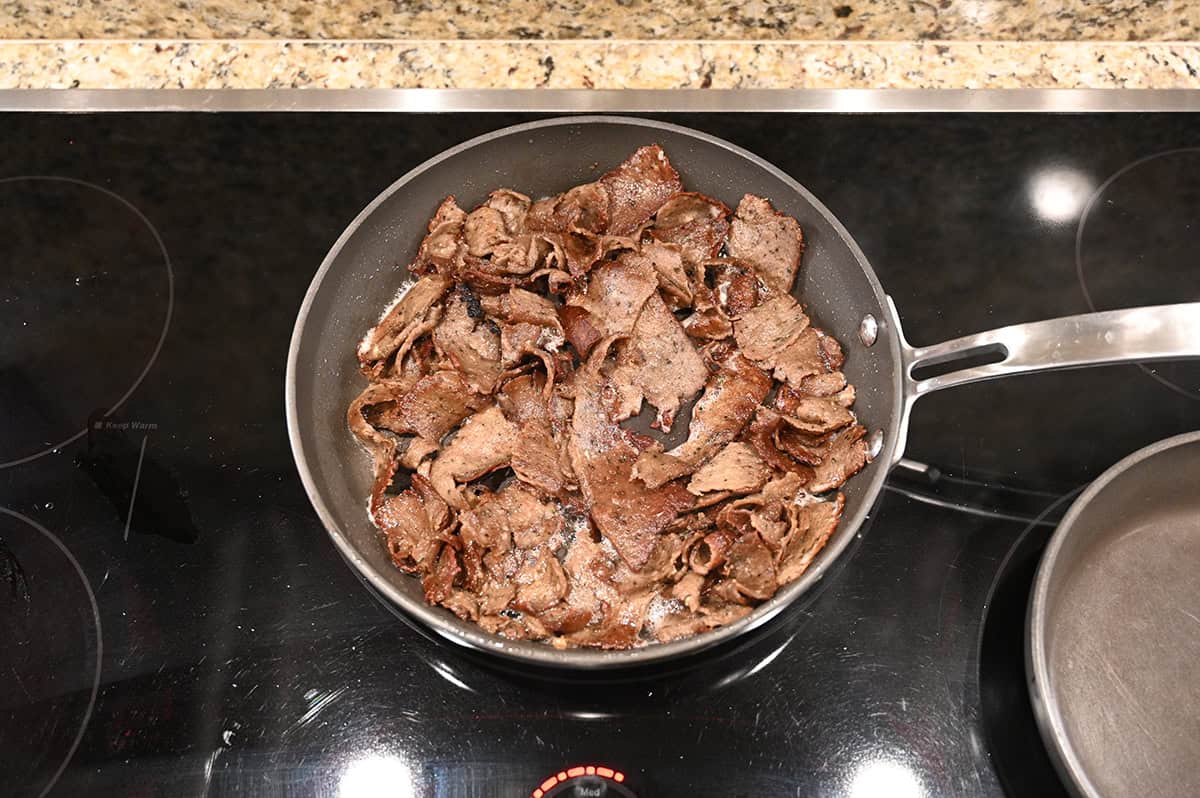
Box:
1029 431 1200 798
287 116 902 667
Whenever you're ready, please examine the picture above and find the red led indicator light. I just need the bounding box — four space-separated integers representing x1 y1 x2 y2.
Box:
530 764 629 797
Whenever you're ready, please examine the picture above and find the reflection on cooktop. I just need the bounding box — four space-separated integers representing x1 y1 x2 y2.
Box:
0 177 173 468
1076 147 1200 400
0 507 103 798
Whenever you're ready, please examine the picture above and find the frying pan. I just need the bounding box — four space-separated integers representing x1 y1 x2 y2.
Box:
286 116 1200 672
1028 430 1200 798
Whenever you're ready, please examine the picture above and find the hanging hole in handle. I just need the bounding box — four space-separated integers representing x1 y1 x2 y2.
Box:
911 343 1008 381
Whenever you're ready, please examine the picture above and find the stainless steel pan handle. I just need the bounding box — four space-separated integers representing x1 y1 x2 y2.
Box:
888 300 1200 464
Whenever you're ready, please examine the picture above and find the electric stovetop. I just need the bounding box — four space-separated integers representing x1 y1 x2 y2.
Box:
2 105 1198 798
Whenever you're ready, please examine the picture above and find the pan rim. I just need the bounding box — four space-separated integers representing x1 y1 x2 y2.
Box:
285 114 901 668
1026 428 1200 798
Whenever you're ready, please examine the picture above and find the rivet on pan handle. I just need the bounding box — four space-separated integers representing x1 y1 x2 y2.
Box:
887 298 1200 465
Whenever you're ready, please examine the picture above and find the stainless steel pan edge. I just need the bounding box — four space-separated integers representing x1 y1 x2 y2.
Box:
1023 430 1200 798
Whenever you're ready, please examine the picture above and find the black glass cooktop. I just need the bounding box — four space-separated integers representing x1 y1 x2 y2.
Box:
1 112 1197 798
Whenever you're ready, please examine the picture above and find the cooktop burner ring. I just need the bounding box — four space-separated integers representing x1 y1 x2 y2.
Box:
1074 147 1200 401
0 506 103 798
0 175 175 469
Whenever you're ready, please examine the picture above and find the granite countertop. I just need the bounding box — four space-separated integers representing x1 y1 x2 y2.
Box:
2 0 1199 89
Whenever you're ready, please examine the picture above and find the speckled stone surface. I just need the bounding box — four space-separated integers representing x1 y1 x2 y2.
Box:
3 41 1200 89
3 0 1199 40
2 1 1199 89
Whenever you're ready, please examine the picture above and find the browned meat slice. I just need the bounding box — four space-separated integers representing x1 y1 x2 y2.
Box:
399 436 439 470
633 356 771 488
717 472 802 538
428 405 519 507
412 196 466 274
599 145 684 236
653 600 755 643
456 263 523 296
623 242 693 307
459 481 563 615
499 375 569 495
609 530 690 595
422 544 462 604
513 550 570 613
432 284 503 394
733 293 845 387
485 188 530 234
609 291 708 431
460 482 560 560
679 260 757 342
780 396 855 437
686 527 736 575
776 493 844 585
357 274 452 365
650 191 731 268
487 287 565 368
725 194 804 294
546 522 661 647
651 611 706 642
558 304 604 358
564 603 654 649
373 474 452 574
499 321 542 367
567 256 659 338
526 182 610 235
347 381 405 511
569 351 694 571
364 371 484 441
807 424 869 493
497 287 561 329
687 442 771 495
776 371 856 412
792 370 846 399
725 531 777 601
552 522 613 633
773 328 845 386
464 205 511 257
774 421 829 467
732 294 809 363
708 260 762 317
582 454 690 573
832 383 856 408
746 407 816 480
682 306 733 341
671 572 706 611
441 589 480 621
489 234 544 275
477 613 537 639
560 231 603 277
384 308 445 382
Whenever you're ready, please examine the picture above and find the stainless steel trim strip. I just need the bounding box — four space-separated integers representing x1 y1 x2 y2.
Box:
2 88 1200 113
